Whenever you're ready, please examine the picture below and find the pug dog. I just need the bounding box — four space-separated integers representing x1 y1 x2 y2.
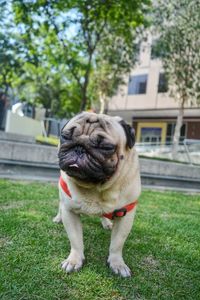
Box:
54 112 141 277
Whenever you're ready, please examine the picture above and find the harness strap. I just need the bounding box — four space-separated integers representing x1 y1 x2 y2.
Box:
60 176 71 197
102 201 138 220
59 176 138 220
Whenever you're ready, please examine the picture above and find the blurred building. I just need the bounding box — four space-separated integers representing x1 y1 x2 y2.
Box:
108 36 200 144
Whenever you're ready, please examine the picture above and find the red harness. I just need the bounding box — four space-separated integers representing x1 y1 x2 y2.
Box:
59 176 138 220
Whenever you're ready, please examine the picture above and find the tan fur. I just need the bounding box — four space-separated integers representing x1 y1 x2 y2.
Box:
54 112 141 277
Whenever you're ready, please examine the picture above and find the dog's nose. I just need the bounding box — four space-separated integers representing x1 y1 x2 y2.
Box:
75 145 86 157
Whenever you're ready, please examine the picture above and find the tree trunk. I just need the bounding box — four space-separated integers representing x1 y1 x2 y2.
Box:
80 76 89 112
80 95 87 112
172 102 184 159
99 93 105 114
79 52 93 112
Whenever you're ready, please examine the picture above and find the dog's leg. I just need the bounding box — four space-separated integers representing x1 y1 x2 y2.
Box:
101 217 113 230
61 203 85 273
107 208 137 277
53 201 62 223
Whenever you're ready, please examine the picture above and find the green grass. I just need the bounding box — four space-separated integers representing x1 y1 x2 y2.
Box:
0 180 200 300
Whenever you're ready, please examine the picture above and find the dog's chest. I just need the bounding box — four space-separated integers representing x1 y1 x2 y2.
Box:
69 189 119 215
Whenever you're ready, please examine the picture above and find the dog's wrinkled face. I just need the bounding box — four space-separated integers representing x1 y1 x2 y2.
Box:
58 112 135 183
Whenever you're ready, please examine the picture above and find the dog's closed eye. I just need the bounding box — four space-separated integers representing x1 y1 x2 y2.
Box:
61 132 71 143
99 143 116 151
61 127 76 143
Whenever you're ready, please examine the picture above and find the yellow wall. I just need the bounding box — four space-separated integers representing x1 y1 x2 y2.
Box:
136 122 167 143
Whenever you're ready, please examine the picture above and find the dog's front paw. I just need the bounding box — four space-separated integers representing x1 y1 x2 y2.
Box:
61 251 84 273
107 255 132 278
53 213 62 223
101 217 113 230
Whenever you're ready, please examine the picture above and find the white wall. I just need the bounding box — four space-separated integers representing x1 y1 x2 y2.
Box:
5 110 43 137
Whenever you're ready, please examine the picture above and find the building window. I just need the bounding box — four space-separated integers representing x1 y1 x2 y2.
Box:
166 123 186 144
151 39 165 60
133 43 140 62
158 73 168 93
140 127 162 144
128 74 148 95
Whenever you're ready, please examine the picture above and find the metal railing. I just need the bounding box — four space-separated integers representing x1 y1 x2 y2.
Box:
41 118 69 138
183 139 200 165
41 118 61 138
135 139 200 165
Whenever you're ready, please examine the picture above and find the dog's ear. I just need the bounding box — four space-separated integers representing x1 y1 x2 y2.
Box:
59 120 71 145
60 120 70 133
119 120 135 149
60 113 83 134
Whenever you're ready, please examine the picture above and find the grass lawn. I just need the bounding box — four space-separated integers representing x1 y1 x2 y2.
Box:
0 179 199 300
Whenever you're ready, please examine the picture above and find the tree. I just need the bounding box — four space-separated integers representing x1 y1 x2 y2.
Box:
89 39 140 113
0 0 24 95
0 1 79 117
153 0 200 158
12 0 151 112
14 61 82 118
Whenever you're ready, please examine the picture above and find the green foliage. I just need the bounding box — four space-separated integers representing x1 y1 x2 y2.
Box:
0 179 200 299
153 0 200 105
89 39 140 112
11 0 151 114
153 0 200 157
0 1 24 94
15 62 81 117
